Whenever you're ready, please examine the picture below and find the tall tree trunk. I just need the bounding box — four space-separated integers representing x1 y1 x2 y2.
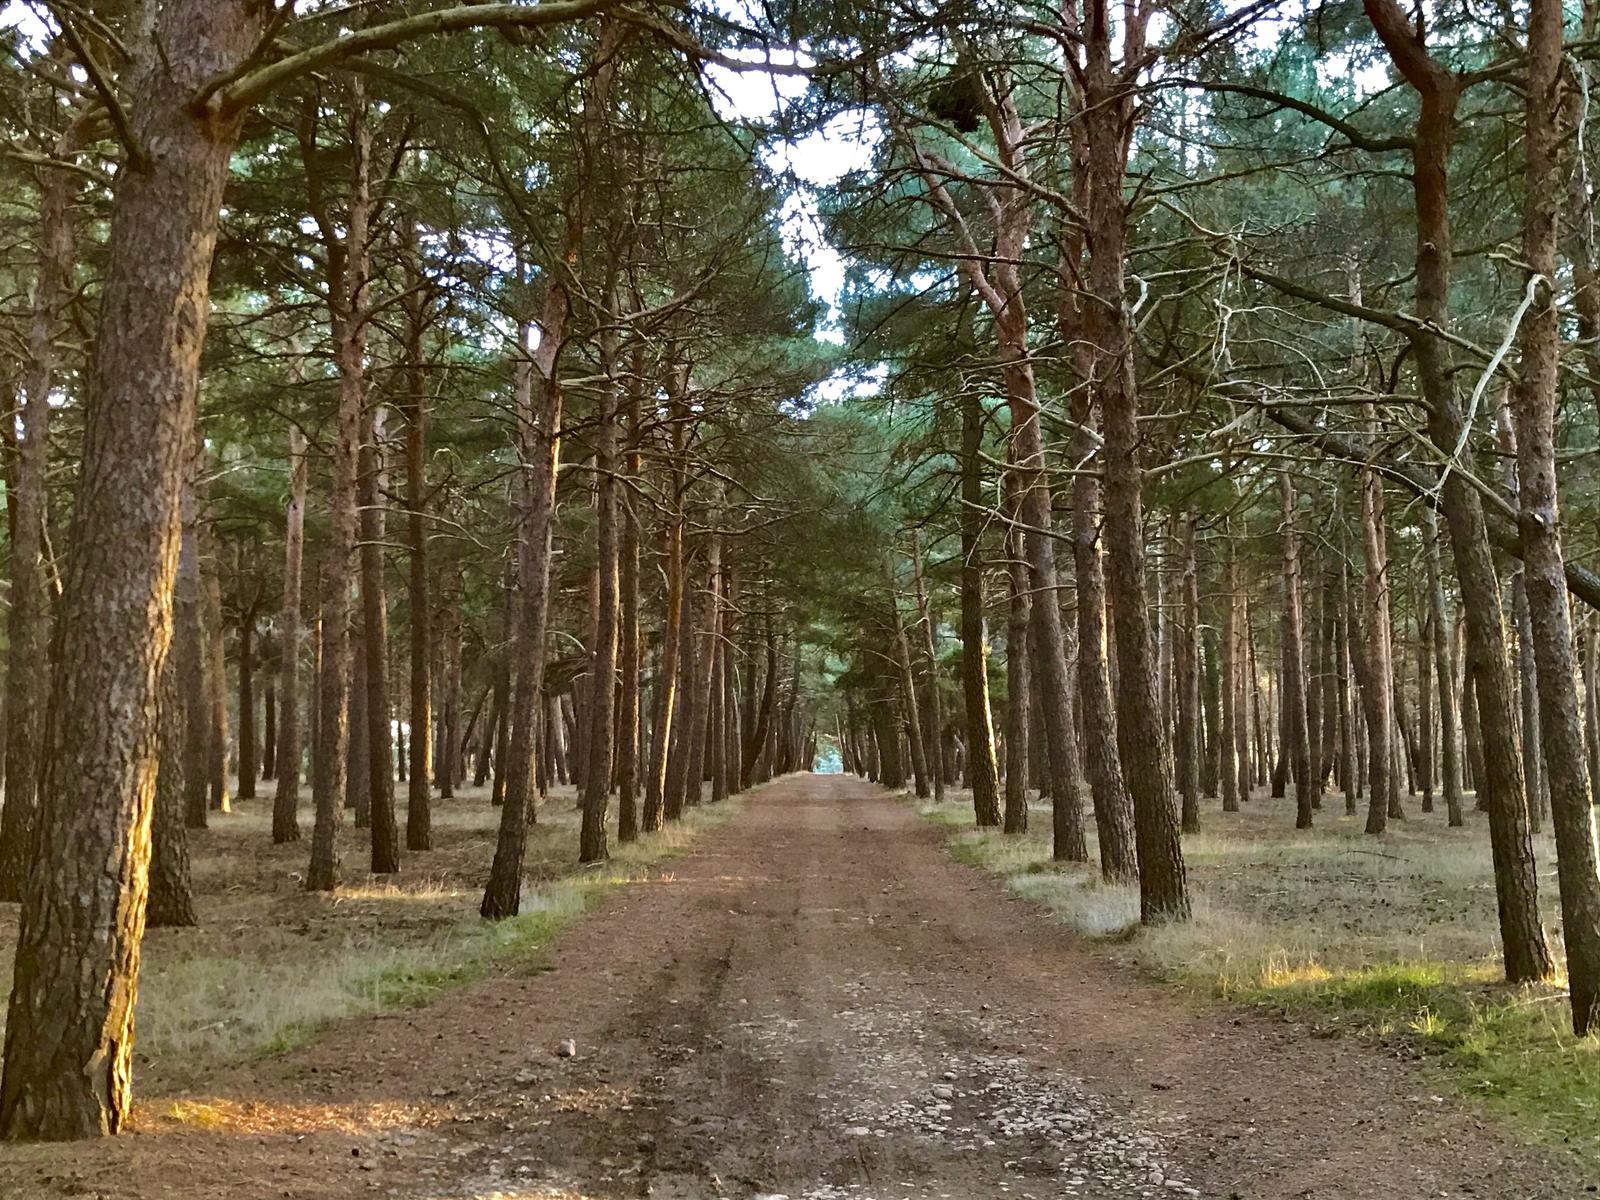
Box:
479 14 625 913
743 622 779 788
647 379 688 824
1176 520 1202 834
307 92 373 893
617 343 644 837
178 468 210 832
0 160 70 902
273 429 307 844
1003 481 1032 833
888 572 930 800
149 642 198 930
1352 455 1395 836
1511 573 1547 832
201 500 230 815
1364 0 1553 982
1511 0 1600 1033
237 605 257 801
262 680 276 781
682 524 721 806
1082 0 1184 920
1069 401 1138 880
347 607 370 826
360 404 399 873
909 531 946 803
0 0 264 1140
400 214 432 852
959 388 1002 827
1280 475 1315 829
1423 509 1465 826
1219 533 1241 814
578 334 620 864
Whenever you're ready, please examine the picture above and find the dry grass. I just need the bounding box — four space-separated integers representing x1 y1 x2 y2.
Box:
0 783 743 1093
919 787 1600 1159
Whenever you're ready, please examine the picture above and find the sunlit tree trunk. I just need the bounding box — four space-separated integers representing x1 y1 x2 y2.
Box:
0 0 264 1140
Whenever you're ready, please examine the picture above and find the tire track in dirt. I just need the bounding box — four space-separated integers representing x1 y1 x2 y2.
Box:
0 773 1583 1199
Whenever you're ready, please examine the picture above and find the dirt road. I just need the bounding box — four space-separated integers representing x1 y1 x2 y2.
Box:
0 774 1581 1199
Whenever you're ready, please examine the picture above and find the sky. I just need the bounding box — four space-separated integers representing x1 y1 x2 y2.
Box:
703 56 881 341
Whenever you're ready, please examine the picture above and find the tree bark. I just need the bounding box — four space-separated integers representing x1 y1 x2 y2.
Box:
306 91 373 892
360 403 399 873
1363 0 1553 982
237 604 257 801
0 0 263 1140
1510 0 1600 1033
400 214 433 851
273 429 307 844
578 333 620 864
0 160 71 901
909 531 946 804
1280 475 1315 829
149 642 198 931
1176 520 1202 834
959 388 1002 827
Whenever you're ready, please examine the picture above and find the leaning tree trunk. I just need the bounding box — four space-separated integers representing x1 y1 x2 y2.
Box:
1510 0 1600 1034
0 0 264 1140
273 429 307 844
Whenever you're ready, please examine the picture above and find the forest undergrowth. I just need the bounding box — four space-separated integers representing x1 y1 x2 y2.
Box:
0 786 742 1096
917 788 1600 1165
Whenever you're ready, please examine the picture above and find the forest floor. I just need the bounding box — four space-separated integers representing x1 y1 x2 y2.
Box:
0 773 1588 1199
920 785 1600 1164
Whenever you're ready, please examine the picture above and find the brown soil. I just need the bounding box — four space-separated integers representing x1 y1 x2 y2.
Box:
0 774 1582 1199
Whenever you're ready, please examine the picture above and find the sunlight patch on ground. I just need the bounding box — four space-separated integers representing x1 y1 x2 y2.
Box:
0 785 750 1091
